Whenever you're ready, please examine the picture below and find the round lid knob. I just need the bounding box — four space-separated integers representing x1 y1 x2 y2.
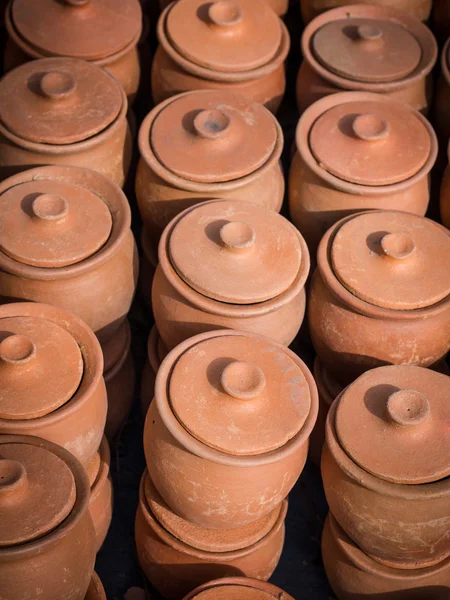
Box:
208 1 243 26
39 70 77 100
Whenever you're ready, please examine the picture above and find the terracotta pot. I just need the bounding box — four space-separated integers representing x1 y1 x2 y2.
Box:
144 329 318 529
139 228 158 309
308 210 450 386
152 199 310 350
86 436 113 553
435 38 450 154
0 165 138 346
4 0 142 105
322 365 450 569
440 154 450 229
151 0 289 113
85 573 107 600
136 90 285 256
289 92 437 255
0 58 132 186
300 0 432 25
102 320 136 442
141 325 168 417
0 434 96 599
182 577 295 600
432 1 450 44
0 302 107 466
135 470 287 599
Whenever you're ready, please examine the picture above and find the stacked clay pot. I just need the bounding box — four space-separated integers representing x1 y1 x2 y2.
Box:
322 365 450 598
183 577 295 600
4 0 142 105
300 0 432 25
152 199 310 350
289 92 437 254
297 5 437 115
152 0 290 113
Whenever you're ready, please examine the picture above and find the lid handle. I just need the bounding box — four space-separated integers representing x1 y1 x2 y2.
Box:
208 1 243 27
387 389 430 426
32 194 69 222
0 335 36 366
219 221 256 253
63 0 91 6
221 361 266 400
380 232 415 260
40 71 77 101
193 109 231 140
352 114 389 142
356 24 383 42
0 460 28 504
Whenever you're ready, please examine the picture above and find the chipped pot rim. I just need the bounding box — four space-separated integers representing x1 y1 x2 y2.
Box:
182 577 295 600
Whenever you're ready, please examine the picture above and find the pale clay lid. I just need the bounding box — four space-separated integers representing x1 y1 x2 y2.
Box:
192 588 276 600
335 365 450 484
169 334 311 456
0 57 123 145
11 0 142 61
165 0 281 73
168 201 302 304
0 180 112 268
0 441 76 546
150 91 277 183
330 211 450 310
309 100 431 186
0 316 83 420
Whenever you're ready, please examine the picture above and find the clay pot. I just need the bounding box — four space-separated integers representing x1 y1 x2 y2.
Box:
144 329 318 529
435 38 450 152
135 470 287 599
136 90 285 256
0 58 132 186
297 5 437 115
0 165 138 346
4 0 142 105
152 0 289 113
85 573 107 600
103 320 136 442
86 436 113 553
308 210 450 386
289 92 437 255
300 0 432 25
139 228 158 308
322 514 450 600
182 577 295 600
0 302 107 466
0 434 96 599
152 199 310 350
322 365 450 569
141 326 168 417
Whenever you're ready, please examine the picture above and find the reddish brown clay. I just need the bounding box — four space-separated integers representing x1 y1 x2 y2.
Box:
300 0 432 25
135 470 286 599
434 38 450 152
182 577 295 600
85 573 107 600
0 302 107 466
86 436 113 553
140 228 158 310
140 326 168 417
0 165 138 346
0 434 96 599
289 92 437 255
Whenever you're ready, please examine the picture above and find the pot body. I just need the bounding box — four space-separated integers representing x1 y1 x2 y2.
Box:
440 165 450 229
89 441 114 553
300 0 432 24
104 339 136 442
85 574 107 600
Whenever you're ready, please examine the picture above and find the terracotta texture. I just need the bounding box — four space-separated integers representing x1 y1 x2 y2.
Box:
85 573 107 600
87 436 113 553
135 470 286 599
300 0 432 25
0 434 96 599
434 38 450 151
0 165 138 346
144 329 318 529
140 326 167 417
322 514 450 600
182 577 295 600
0 302 107 467
289 92 437 254
0 58 132 186
152 199 309 350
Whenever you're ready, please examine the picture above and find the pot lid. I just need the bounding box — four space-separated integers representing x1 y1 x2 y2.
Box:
165 0 281 73
335 366 450 484
0 180 112 268
0 58 122 145
312 19 422 83
330 211 450 310
192 587 276 600
0 441 76 546
0 316 83 420
309 100 431 186
168 201 302 304
169 334 311 455
151 92 277 183
11 0 142 61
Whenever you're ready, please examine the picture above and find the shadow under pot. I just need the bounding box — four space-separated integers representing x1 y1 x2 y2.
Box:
140 325 168 418
434 38 450 154
182 577 295 600
135 470 287 599
152 0 289 114
0 302 107 467
0 434 96 599
289 92 437 256
4 0 142 106
297 5 437 115
152 199 310 350
322 365 450 569
0 57 132 187
140 228 158 310
85 573 106 600
144 329 318 529
322 514 450 600
136 90 285 257
300 0 432 25
86 436 113 553
0 165 138 346
308 210 450 386
432 1 450 45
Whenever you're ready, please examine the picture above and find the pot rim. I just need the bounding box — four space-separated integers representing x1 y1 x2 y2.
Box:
295 91 437 196
182 577 294 600
90 436 111 503
157 199 309 318
138 90 284 195
0 165 132 281
154 329 319 467
104 320 132 381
